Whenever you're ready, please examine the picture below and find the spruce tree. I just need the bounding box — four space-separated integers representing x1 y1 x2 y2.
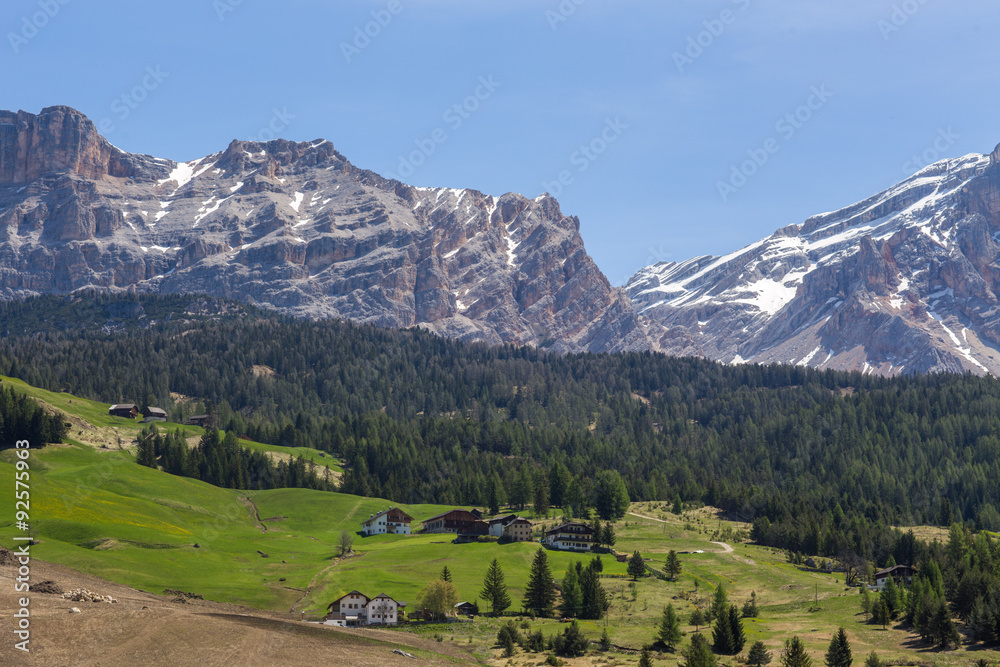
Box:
863 652 882 667
825 628 852 667
728 605 746 654
441 565 452 582
881 577 899 618
710 584 729 622
628 551 646 580
781 637 812 667
666 550 682 581
689 607 706 631
603 523 616 548
480 558 511 616
712 605 735 654
639 647 654 667
523 548 557 617
560 563 582 618
681 633 718 667
658 603 682 651
872 598 890 629
748 641 773 667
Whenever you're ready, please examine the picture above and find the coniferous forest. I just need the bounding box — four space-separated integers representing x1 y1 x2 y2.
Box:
6 293 1000 567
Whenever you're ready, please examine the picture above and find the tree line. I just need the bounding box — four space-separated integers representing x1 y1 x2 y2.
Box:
0 382 67 449
10 294 1000 564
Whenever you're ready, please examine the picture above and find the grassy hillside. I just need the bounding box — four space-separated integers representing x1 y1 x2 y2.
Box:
4 378 1000 666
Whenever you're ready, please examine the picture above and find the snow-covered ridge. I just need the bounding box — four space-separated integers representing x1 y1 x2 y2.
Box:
628 152 989 318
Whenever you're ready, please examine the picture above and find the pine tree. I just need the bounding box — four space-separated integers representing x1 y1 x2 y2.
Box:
930 600 960 649
781 637 812 667
560 563 582 618
748 641 773 667
639 647 654 667
480 558 511 616
710 584 729 622
599 627 612 651
881 577 899 618
681 633 718 667
441 565 452 582
666 550 682 581
523 548 557 617
603 523 616 548
658 604 682 651
628 551 646 580
487 471 506 515
712 605 735 654
860 587 872 621
863 652 882 667
533 480 549 517
553 620 589 657
872 598 890 629
728 605 746 654
579 564 608 620
672 494 683 515
825 628 852 667
592 517 603 548
689 607 706 632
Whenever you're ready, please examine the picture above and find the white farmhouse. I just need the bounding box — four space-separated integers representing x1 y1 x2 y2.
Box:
361 508 413 536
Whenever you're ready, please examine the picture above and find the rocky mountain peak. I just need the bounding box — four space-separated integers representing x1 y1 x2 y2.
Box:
628 148 1000 375
0 106 654 355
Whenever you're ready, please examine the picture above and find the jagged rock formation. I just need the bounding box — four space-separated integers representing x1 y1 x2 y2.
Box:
627 148 1000 375
0 106 648 353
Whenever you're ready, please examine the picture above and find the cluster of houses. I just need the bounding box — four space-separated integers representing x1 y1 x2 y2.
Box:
107 403 210 427
359 506 597 551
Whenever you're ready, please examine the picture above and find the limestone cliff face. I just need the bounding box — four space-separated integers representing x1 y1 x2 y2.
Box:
0 106 651 353
627 149 1000 375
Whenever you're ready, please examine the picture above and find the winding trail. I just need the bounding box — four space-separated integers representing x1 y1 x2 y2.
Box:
240 494 267 532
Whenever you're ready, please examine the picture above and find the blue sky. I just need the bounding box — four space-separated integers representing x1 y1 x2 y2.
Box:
3 0 999 284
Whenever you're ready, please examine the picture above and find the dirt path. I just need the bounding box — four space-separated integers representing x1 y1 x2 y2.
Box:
627 511 667 523
711 540 756 565
290 552 360 614
240 495 267 532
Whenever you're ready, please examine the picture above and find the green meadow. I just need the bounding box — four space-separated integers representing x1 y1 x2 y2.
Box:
2 378 1000 666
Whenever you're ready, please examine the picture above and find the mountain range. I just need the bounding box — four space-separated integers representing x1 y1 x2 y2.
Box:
4 105 1000 375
